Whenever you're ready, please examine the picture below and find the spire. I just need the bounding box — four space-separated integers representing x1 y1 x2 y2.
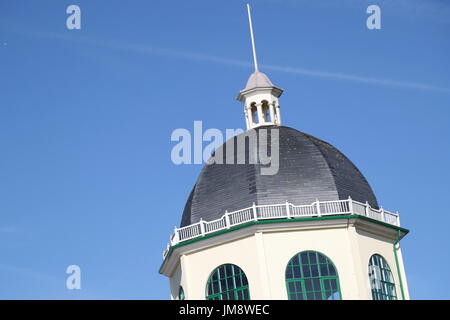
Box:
247 4 259 72
238 4 284 130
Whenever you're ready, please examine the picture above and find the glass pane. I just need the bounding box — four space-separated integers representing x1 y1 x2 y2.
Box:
235 275 242 287
219 267 226 278
327 291 340 300
294 267 301 279
323 279 331 291
304 279 313 292
243 289 249 300
302 265 311 278
300 252 309 264
309 252 317 264
220 279 227 291
318 254 326 263
224 265 231 276
207 284 212 296
227 277 234 289
288 282 296 292
330 279 338 291
286 267 293 279
328 266 336 276
311 264 319 277
320 264 329 277
312 278 321 291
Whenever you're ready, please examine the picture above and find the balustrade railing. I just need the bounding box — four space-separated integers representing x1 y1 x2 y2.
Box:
163 197 400 258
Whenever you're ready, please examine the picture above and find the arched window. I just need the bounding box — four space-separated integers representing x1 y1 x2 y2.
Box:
285 251 341 300
368 254 397 300
261 100 271 122
206 264 250 300
250 103 258 124
178 286 185 300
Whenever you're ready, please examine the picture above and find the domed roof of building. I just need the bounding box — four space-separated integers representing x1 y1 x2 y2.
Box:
180 126 378 227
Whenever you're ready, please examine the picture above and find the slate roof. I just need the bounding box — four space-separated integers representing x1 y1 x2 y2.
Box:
180 126 378 227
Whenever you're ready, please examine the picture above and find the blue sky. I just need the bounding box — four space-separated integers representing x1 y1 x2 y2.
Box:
0 0 449 299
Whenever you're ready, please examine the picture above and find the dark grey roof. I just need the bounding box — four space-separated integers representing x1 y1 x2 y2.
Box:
180 126 378 227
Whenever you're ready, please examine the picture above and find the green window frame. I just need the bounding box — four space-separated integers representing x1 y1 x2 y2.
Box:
178 286 185 300
206 264 250 300
369 254 397 300
285 251 342 300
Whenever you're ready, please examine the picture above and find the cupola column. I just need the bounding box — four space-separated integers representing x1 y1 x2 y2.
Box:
256 103 264 125
275 103 281 125
269 103 275 124
244 107 251 129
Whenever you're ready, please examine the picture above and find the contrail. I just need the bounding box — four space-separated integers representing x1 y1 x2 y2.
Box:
263 65 450 93
5 25 450 94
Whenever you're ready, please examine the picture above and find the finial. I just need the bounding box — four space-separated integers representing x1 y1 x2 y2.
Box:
246 4 259 72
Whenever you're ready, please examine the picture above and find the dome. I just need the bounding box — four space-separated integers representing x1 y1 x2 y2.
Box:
180 126 379 227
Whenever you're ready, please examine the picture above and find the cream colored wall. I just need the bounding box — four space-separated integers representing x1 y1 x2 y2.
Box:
353 229 410 299
170 224 409 300
261 227 360 299
177 235 266 299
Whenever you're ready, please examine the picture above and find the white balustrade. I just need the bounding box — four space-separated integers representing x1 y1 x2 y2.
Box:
164 198 400 255
204 216 227 234
257 204 286 219
290 203 317 217
229 207 254 225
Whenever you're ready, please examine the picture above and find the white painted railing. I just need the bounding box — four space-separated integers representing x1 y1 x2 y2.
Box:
163 197 400 258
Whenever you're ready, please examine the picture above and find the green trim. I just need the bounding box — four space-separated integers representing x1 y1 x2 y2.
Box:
160 214 409 273
393 229 406 300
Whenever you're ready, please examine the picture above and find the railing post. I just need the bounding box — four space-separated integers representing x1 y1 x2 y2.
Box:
171 226 179 245
396 211 401 226
252 202 258 221
199 219 205 236
348 196 353 214
365 201 369 217
225 210 231 229
286 201 291 218
380 207 385 222
316 199 321 217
